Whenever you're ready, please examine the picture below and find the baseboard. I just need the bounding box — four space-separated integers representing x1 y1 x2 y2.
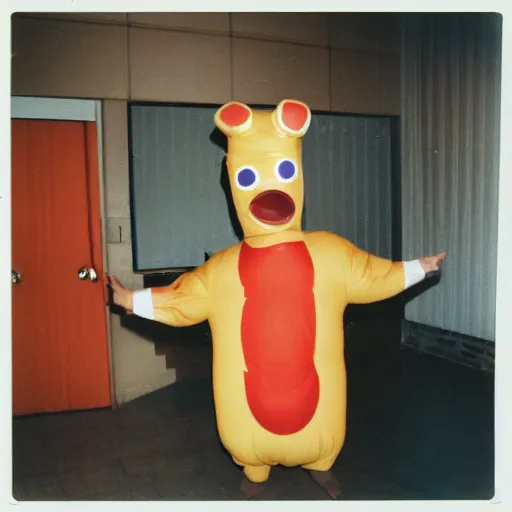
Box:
402 320 495 372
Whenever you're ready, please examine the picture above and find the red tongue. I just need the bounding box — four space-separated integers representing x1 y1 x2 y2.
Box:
249 190 296 225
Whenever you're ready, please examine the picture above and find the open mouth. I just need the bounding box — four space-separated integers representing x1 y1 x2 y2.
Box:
249 190 296 226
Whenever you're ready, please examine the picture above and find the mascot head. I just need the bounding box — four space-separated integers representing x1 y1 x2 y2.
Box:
214 99 311 239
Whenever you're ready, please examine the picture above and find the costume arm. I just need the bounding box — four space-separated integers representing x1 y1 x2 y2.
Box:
132 266 210 327
345 241 425 304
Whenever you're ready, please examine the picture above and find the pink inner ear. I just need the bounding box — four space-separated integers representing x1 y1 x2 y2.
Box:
220 103 251 127
281 102 309 131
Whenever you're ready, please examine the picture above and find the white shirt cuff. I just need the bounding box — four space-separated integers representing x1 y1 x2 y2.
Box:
132 288 155 320
403 260 426 289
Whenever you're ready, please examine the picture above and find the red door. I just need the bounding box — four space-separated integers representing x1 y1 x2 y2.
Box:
11 119 112 416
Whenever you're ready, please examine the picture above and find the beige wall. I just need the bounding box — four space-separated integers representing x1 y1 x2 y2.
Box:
11 12 401 405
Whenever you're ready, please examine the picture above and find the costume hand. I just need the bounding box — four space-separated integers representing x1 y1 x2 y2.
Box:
108 276 134 312
418 252 446 273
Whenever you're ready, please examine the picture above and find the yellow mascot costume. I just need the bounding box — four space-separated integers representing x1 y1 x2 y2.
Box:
112 99 445 498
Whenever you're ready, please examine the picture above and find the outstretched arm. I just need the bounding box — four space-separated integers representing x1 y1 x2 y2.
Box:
345 241 446 304
110 266 210 327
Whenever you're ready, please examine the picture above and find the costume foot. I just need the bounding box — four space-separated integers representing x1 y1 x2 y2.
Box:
241 476 265 499
308 470 342 499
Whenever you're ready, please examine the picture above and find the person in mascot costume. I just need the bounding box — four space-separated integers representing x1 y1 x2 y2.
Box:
110 99 446 499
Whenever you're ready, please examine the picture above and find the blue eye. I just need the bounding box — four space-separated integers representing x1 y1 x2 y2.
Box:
235 166 260 190
275 159 298 183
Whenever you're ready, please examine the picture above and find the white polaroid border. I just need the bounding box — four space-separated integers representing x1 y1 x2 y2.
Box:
1 2 511 512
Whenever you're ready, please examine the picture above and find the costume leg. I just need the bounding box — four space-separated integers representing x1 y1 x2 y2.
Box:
243 464 271 483
232 456 271 498
239 464 271 499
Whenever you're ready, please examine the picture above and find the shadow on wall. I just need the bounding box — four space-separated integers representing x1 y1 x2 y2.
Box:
401 271 442 304
210 127 244 241
120 312 213 382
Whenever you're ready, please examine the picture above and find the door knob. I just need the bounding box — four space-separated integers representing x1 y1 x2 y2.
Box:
77 267 98 282
12 269 22 284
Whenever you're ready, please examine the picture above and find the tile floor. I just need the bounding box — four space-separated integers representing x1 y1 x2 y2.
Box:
12 345 494 501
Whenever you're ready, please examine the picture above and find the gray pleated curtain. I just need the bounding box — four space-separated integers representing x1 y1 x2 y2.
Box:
401 13 502 341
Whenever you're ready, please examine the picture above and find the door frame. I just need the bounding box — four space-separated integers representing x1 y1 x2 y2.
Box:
11 96 117 409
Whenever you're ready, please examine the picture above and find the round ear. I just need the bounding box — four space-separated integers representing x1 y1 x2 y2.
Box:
214 102 252 137
272 99 311 137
